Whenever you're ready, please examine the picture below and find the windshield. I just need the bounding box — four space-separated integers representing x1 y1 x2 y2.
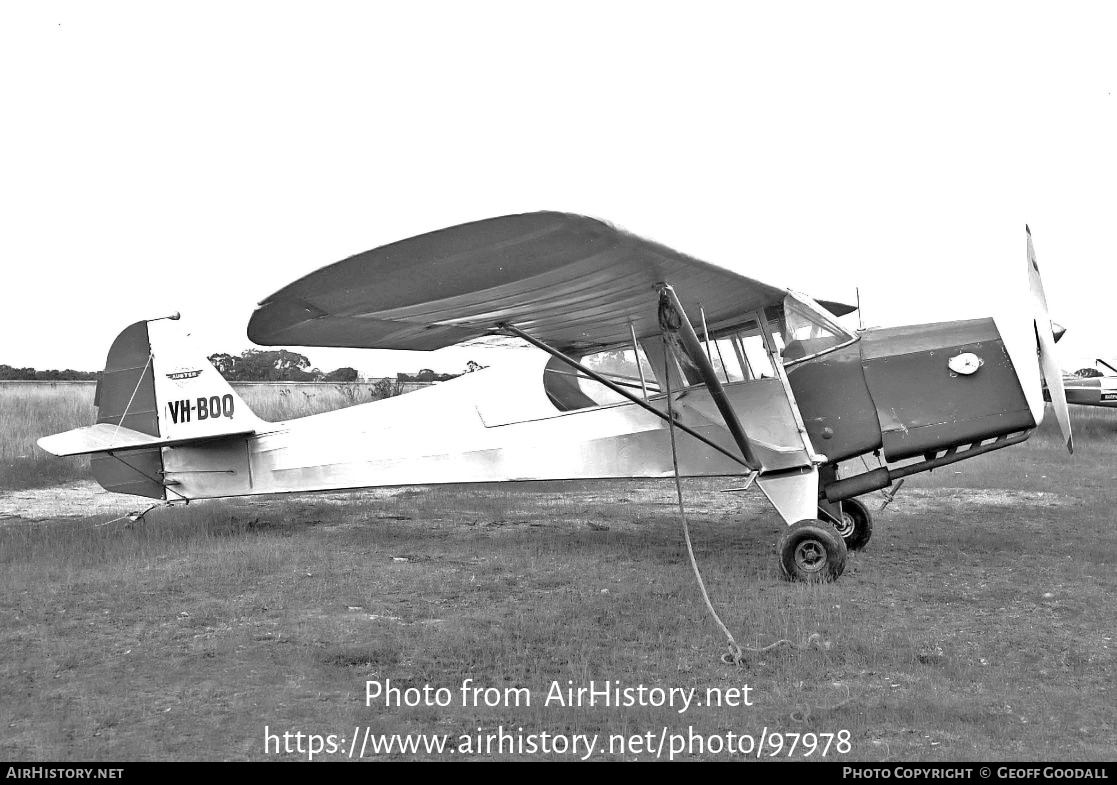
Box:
781 293 857 363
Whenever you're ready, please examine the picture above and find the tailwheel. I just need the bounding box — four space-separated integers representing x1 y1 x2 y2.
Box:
778 519 848 582
826 498 873 551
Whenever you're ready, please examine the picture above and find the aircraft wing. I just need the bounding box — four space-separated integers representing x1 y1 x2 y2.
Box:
249 212 853 353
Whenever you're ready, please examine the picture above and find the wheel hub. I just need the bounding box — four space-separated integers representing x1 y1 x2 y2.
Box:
793 539 827 573
834 512 855 538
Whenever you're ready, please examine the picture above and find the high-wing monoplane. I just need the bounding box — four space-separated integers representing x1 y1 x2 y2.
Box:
1061 358 1117 409
39 214 1072 581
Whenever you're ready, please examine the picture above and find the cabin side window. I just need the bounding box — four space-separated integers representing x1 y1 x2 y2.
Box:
542 304 806 411
707 312 783 382
544 347 659 412
706 337 747 383
740 333 778 379
695 333 774 382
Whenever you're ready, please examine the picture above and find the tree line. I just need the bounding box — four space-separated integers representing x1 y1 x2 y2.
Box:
206 349 361 382
206 349 480 382
1 349 485 383
0 365 99 380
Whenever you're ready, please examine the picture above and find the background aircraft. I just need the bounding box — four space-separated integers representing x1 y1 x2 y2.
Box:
1062 358 1117 409
38 213 1072 583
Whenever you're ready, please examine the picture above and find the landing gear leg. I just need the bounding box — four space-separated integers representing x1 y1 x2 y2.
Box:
819 497 873 551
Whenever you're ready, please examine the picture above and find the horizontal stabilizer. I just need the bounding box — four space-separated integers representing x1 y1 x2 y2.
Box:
37 423 256 457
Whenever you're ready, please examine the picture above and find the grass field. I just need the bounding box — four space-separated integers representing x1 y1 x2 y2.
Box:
1 385 1115 761
0 382 399 491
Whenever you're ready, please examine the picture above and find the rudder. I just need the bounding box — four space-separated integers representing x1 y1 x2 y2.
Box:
91 320 164 498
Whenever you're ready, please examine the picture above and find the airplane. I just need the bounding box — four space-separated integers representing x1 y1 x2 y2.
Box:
1061 359 1117 409
38 213 1072 582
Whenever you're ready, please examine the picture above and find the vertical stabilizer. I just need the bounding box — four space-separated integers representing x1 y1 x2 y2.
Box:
146 318 264 442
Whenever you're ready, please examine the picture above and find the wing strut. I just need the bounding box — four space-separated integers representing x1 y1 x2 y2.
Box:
497 322 757 471
657 285 762 471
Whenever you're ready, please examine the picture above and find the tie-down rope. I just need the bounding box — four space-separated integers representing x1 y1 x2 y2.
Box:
660 343 832 667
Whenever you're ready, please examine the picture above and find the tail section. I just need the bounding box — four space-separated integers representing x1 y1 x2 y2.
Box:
38 315 263 499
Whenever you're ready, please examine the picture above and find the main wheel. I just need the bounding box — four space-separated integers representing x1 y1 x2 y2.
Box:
778 519 848 582
827 498 873 551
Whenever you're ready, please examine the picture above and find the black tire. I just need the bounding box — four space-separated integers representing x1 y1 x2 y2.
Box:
778 519 848 582
826 498 873 551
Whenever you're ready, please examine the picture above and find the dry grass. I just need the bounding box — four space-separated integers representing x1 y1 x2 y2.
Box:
234 381 406 421
0 382 402 491
0 384 95 489
2 393 1115 760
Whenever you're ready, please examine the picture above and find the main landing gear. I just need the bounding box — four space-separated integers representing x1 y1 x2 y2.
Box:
777 499 873 582
778 520 848 582
827 497 873 551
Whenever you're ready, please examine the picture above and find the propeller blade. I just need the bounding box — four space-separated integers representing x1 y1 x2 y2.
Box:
1026 226 1073 453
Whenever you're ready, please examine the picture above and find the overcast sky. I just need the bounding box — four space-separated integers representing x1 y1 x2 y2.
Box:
2 2 1114 377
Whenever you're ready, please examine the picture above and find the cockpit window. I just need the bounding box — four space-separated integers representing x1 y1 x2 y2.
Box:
781 294 857 363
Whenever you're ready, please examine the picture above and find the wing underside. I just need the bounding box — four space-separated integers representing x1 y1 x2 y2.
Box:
248 212 794 352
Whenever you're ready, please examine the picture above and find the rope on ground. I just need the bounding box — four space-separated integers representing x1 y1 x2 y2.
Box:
790 683 853 724
719 632 831 665
94 502 162 528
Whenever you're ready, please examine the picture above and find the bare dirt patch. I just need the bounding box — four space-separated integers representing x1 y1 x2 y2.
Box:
880 487 1075 515
0 481 425 524
0 482 125 522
